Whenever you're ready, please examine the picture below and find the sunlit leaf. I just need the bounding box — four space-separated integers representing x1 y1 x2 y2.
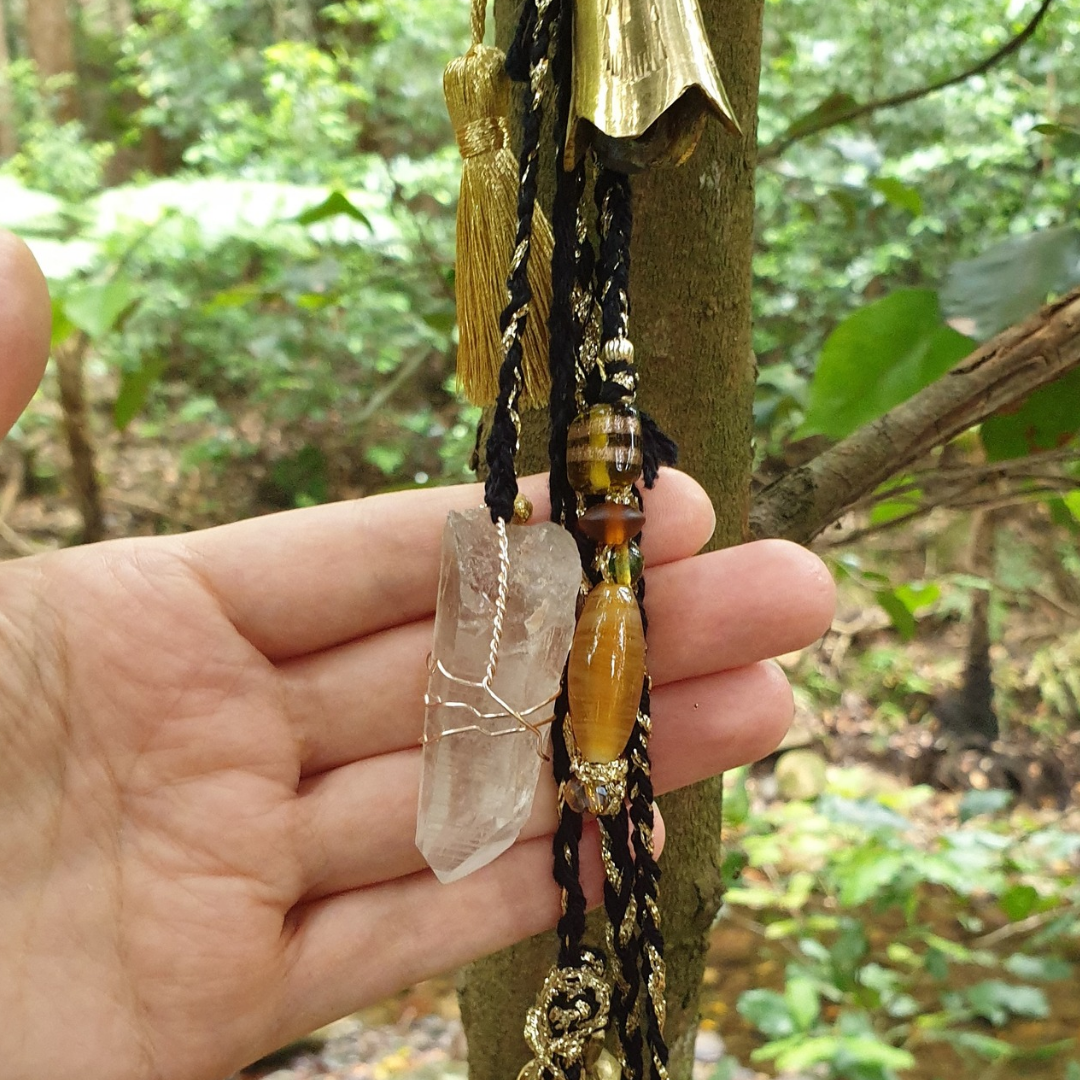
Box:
836 847 906 907
818 795 909 833
943 227 1080 341
1032 122 1080 155
114 357 166 431
1003 954 1073 982
801 289 974 440
63 279 140 339
294 190 372 229
869 176 923 216
999 884 1040 922
785 977 820 1031
936 1030 1016 1061
964 980 1049 1027
738 989 796 1039
50 298 76 349
876 588 916 640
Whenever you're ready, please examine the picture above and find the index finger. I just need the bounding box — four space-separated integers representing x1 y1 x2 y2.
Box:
178 468 716 662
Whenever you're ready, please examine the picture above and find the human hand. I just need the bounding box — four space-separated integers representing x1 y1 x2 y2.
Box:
0 236 835 1080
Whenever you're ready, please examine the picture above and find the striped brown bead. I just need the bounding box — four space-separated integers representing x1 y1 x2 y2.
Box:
566 404 643 495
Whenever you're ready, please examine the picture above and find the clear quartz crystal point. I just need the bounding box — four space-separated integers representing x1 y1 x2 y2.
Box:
417 506 581 883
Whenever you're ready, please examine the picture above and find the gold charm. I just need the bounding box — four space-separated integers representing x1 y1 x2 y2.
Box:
521 950 612 1079
565 0 740 170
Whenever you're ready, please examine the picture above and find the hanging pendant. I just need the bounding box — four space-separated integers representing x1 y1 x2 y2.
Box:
564 0 740 171
417 506 580 882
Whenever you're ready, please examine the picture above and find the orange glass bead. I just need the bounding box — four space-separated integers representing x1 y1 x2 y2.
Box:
578 502 645 546
568 582 646 763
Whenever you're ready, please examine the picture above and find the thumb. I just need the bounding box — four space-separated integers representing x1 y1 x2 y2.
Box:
0 231 51 440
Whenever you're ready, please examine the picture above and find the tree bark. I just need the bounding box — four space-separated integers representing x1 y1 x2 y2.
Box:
750 286 1080 545
24 0 79 123
54 336 105 544
459 2 762 1078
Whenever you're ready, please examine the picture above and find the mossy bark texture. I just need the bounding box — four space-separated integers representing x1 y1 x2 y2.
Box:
461 2 762 1077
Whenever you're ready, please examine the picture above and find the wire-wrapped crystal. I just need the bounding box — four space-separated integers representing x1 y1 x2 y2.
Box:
417 506 581 883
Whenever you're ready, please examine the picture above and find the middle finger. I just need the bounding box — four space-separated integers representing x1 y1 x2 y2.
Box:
283 538 832 776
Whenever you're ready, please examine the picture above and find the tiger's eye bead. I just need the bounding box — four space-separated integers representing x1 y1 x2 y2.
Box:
566 404 643 495
578 502 645 546
568 582 646 763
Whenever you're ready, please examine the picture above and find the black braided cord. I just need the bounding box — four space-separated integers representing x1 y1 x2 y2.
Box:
483 0 560 524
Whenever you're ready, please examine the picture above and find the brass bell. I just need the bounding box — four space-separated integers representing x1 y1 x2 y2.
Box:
565 0 741 171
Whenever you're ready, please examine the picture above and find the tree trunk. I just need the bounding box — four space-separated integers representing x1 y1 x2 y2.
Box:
459 2 762 1078
24 0 79 123
54 336 106 544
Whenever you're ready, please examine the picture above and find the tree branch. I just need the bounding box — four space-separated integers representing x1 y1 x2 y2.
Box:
758 0 1054 163
750 285 1080 544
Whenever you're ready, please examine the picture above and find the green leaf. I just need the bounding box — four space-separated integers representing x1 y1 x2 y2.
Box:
943 227 1080 341
63 279 140 339
801 289 974 440
114 357 166 431
761 1034 915 1073
204 284 262 311
1063 491 1080 523
980 368 1080 461
818 795 909 833
1003 954 1073 981
837 848 906 907
738 989 796 1039
785 976 821 1031
1066 1059 1080 1080
869 177 923 216
294 190 372 229
50 297 77 349
723 766 750 828
964 980 1049 1027
782 91 860 140
876 588 916 640
958 788 1014 822
937 1030 1016 1061
869 488 923 526
999 884 1040 922
1032 122 1080 155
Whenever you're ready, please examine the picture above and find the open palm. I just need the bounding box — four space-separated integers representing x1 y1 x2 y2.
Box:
0 474 834 1080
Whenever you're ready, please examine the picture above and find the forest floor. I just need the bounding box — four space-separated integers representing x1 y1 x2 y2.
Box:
3 372 1080 1080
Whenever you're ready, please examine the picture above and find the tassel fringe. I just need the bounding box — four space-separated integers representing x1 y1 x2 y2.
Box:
445 44 554 408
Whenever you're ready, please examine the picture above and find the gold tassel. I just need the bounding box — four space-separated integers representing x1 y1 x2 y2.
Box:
445 10 553 409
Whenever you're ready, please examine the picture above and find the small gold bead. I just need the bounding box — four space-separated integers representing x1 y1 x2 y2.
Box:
512 493 533 523
601 336 635 366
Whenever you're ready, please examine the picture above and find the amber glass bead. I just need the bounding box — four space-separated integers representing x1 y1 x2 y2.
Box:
566 404 643 495
578 502 645 546
568 583 646 763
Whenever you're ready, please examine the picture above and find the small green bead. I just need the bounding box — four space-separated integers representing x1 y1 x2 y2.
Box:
599 541 644 586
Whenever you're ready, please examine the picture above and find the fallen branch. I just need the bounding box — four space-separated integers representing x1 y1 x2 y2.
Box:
758 0 1054 162
750 287 1080 544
